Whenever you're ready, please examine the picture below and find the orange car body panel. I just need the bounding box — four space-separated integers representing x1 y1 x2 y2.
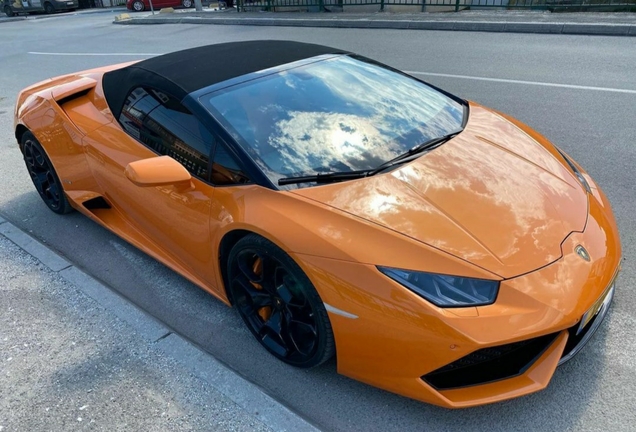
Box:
13 65 622 408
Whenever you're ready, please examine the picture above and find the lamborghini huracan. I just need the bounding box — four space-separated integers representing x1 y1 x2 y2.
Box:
13 41 621 408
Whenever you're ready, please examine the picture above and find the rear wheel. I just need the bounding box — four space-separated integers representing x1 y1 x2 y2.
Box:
4 5 14 16
182 0 193 7
44 2 54 13
131 0 144 10
22 132 73 215
228 234 335 368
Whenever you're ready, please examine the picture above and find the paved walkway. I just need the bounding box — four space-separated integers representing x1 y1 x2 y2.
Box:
0 215 318 432
115 9 636 35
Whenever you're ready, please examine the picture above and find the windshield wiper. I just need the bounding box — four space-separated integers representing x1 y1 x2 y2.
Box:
278 169 371 186
367 130 462 176
278 130 462 186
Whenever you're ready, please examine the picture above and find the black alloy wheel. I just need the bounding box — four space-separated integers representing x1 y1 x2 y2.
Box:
4 5 14 16
228 234 335 368
22 132 73 215
44 2 54 13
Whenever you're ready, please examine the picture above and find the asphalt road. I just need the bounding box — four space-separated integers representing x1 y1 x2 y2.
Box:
1 13 635 431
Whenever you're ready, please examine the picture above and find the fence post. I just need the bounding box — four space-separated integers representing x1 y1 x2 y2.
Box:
454 0 460 11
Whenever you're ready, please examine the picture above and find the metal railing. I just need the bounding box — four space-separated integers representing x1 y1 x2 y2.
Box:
237 0 636 12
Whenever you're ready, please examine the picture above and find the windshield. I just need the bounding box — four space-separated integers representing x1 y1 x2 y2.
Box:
202 55 465 188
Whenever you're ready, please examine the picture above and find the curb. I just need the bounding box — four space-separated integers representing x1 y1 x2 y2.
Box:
0 16 27 23
0 214 321 432
114 15 636 36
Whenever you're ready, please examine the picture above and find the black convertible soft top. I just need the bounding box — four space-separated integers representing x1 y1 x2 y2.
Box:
103 40 347 120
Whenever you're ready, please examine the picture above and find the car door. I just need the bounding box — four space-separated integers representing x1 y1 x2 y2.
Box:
83 86 218 287
150 0 170 8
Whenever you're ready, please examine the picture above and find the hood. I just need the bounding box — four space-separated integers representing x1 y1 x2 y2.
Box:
292 104 588 278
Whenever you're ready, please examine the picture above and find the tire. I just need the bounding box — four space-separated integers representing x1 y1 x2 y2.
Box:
4 5 14 16
182 0 193 7
228 234 335 368
21 132 73 215
131 0 144 11
44 2 54 13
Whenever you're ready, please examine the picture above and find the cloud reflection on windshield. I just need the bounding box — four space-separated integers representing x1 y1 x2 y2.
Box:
206 55 464 185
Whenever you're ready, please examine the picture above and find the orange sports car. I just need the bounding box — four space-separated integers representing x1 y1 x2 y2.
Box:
13 41 621 408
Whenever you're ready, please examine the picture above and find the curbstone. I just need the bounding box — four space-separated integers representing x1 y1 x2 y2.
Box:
0 222 71 272
562 22 631 36
453 21 506 32
59 265 171 342
0 16 26 24
0 217 320 431
156 333 322 432
407 20 455 30
504 22 564 34
113 15 636 36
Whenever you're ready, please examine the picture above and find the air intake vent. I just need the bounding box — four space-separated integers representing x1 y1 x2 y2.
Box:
422 332 559 390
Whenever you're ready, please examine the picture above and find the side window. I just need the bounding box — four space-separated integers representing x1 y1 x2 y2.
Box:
210 142 251 186
119 87 212 180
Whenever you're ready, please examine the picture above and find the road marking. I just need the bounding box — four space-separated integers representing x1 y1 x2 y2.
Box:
406 71 636 95
28 52 159 56
23 54 636 95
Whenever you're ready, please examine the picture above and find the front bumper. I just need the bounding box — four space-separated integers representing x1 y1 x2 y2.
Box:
558 280 615 365
297 182 621 408
422 277 616 392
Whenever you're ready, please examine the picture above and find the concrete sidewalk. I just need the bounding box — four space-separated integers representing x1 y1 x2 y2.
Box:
0 216 318 432
114 9 636 36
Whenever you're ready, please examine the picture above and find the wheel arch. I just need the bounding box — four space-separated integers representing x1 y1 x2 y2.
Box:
218 228 254 305
15 124 29 152
218 227 307 306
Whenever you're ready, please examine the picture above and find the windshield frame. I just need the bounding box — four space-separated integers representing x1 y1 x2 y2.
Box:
196 54 468 190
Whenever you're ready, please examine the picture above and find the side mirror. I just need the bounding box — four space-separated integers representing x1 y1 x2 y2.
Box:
125 156 192 187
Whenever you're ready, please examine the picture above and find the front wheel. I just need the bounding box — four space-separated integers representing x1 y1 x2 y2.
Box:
44 2 54 13
182 0 193 7
22 132 73 215
228 234 335 368
4 5 14 16
131 0 145 10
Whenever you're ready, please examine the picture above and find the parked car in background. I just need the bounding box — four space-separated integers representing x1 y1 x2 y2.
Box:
126 0 194 11
3 0 78 16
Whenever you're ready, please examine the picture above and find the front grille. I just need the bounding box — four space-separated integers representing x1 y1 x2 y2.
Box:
422 333 559 390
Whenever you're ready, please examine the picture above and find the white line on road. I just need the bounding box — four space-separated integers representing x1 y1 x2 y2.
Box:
23 53 636 95
28 52 159 56
406 71 636 95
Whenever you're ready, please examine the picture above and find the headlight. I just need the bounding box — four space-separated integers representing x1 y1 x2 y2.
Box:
554 147 591 194
378 267 499 307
